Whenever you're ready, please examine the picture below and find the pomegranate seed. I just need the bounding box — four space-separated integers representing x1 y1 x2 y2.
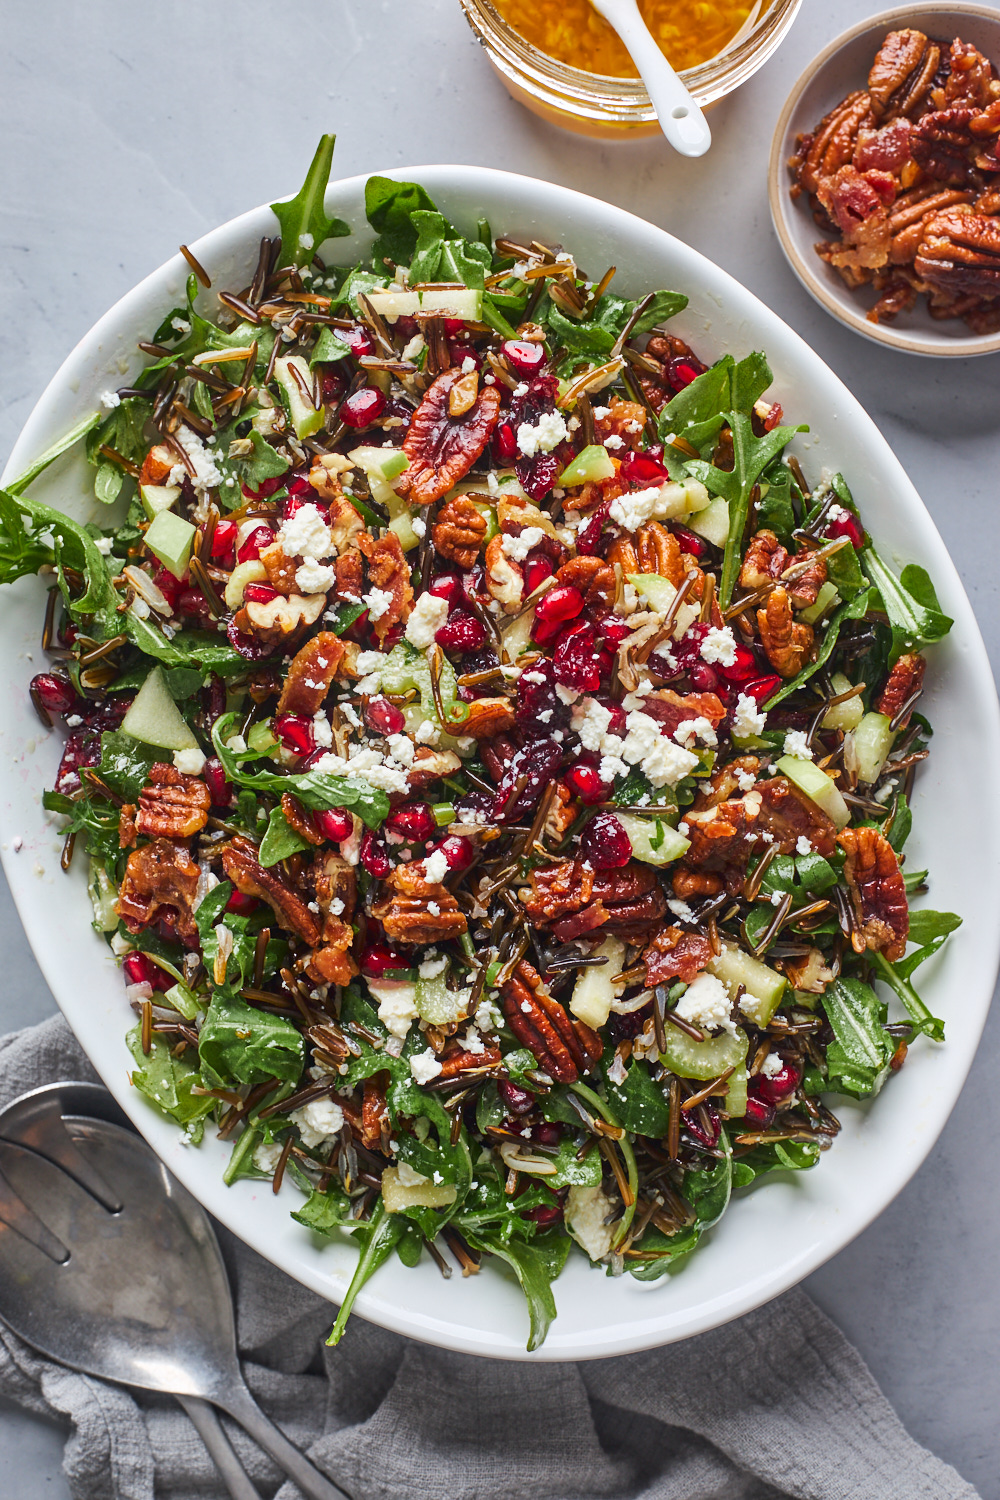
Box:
54 731 100 794
226 890 260 915
386 801 437 840
177 588 215 619
753 1062 801 1104
315 807 354 842
123 952 152 987
210 520 238 559
498 1079 535 1115
435 610 487 652
524 1204 563 1228
534 585 584 625
319 368 345 404
241 476 283 501
619 450 669 484
442 317 466 336
738 674 782 706
666 354 707 391
670 524 706 558
719 642 760 683
598 699 628 736
152 566 184 608
226 616 274 661
428 574 462 607
564 764 607 805
529 615 564 648
237 525 275 563
273 713 315 755
340 325 375 358
361 942 409 977
580 811 632 870
360 829 392 878
826 511 864 549
364 697 406 736
522 553 554 595
425 835 474 872
597 615 633 647
340 386 387 428
502 339 547 377
743 1096 775 1129
30 673 77 715
690 661 720 692
286 473 319 499
202 757 232 808
494 422 517 462
448 339 481 368
532 1122 560 1146
242 582 280 605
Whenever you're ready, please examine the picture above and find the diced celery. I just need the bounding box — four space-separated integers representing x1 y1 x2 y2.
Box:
849 711 895 785
163 982 201 1020
799 580 840 625
775 753 850 830
349 444 410 506
725 1066 748 1118
274 354 322 438
88 859 119 932
122 666 198 751
144 510 196 581
469 500 499 543
414 968 464 1027
660 1024 748 1081
558 445 616 487
707 946 786 1026
247 721 279 755
569 937 625 1030
822 672 865 732
615 812 688 867
381 1166 457 1211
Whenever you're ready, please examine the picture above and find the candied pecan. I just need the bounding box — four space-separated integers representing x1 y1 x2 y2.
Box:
757 587 814 678
484 534 524 613
886 186 975 264
334 549 364 604
792 91 873 197
642 688 726 739
643 926 712 986
543 782 576 842
438 1042 503 1079
137 443 175 489
118 838 201 946
756 776 838 858
460 697 517 740
481 734 518 783
277 632 345 717
358 531 413 645
942 36 997 112
868 30 939 121
235 592 325 648
520 859 666 942
784 546 827 610
876 652 926 725
221 834 321 946
783 947 835 995
258 541 299 596
911 108 980 184
562 475 624 515
372 862 468 945
500 961 601 1083
869 277 920 324
682 799 758 893
406 745 463 790
554 555 616 611
309 450 354 501
306 850 358 986
432 495 488 570
741 530 788 589
594 398 647 450
605 535 639 573
671 866 724 899
135 764 211 841
914 210 1000 299
361 1073 390 1151
697 755 760 807
119 804 138 850
637 334 701 413
838 827 908 961
280 793 322 846
396 367 502 505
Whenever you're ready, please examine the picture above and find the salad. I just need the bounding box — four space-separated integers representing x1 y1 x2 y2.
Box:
1 140 961 1349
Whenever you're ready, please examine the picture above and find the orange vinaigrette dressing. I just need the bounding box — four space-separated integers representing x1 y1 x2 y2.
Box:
493 0 755 77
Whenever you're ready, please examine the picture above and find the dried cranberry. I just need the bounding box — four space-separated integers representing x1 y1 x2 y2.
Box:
395 316 419 342
54 731 100 794
498 1078 535 1115
752 1062 800 1105
494 738 564 821
552 623 611 693
425 834 474 872
237 526 275 563
685 1104 721 1147
580 811 632 870
666 354 707 392
493 422 517 463
319 367 345 404
619 450 669 484
576 500 610 556
503 339 547 377
533 584 584 626
210 519 238 560
564 763 607 805
359 829 392 878
428 573 462 607
670 524 706 559
340 386 387 429
528 614 564 648
456 787 495 822
826 511 864 549
436 610 487 653
315 807 354 842
532 1122 561 1146
226 890 260 915
515 451 560 502
152 566 184 610
30 673 77 716
508 374 560 427
718 643 760 684
690 661 720 693
524 1204 563 1228
273 713 315 755
364 697 406 736
743 1096 775 1129
738 674 782 706
381 622 405 652
522 553 554 595
361 941 409 977
122 952 172 992
340 325 376 358
448 339 481 368
442 317 466 337
515 658 569 733
386 801 437 841
242 582 280 606
202 757 232 808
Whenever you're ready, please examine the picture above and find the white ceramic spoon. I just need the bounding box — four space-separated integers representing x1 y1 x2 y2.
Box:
589 0 711 157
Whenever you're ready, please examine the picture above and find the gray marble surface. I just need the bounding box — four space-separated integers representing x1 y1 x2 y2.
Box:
1 1 998 1495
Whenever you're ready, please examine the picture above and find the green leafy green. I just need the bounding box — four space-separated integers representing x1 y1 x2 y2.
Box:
6 412 103 497
600 1055 671 1136
628 1134 733 1282
270 134 350 266
408 210 491 289
869 950 944 1042
0 487 119 634
821 977 894 1097
328 1199 406 1344
861 548 953 659
292 1182 353 1235
309 326 352 366
222 430 290 490
550 289 687 366
258 805 314 868
97 731 157 800
212 713 389 829
198 992 305 1091
365 176 449 267
124 616 247 676
127 1027 215 1143
898 909 961 980
462 1225 569 1352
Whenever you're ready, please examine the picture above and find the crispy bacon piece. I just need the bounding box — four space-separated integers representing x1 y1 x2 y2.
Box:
358 531 413 645
816 165 894 271
641 689 726 739
117 839 201 946
876 651 926 726
135 764 211 841
396 367 502 505
519 859 667 942
432 495 488 570
757 587 814 678
643 926 713 987
221 834 320 946
277 632 345 717
334 549 364 604
372 862 468 945
757 776 838 858
838 827 909 961
500 961 601 1083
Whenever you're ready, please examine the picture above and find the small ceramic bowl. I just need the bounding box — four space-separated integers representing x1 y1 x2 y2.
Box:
768 3 1000 357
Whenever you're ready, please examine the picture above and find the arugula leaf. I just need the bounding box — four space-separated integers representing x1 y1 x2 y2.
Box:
97 731 157 800
895 909 961 983
550 288 688 367
755 462 796 544
0 488 58 584
212 713 389 829
125 616 247 676
886 793 912 853
126 1027 214 1143
292 1182 353 1235
658 357 733 450
198 992 305 1090
309 325 352 366
732 1138 821 1185
861 548 953 658
7 411 103 497
462 1225 569 1351
764 587 875 708
408 211 491 289
365 176 449 267
258 805 314 868
327 1199 406 1345
222 430 290 490
600 1055 671 1136
546 1137 603 1190
44 788 125 874
821 977 893 1097
684 1132 733 1230
270 134 350 267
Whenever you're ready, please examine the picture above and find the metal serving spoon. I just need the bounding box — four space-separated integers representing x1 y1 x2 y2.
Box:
0 1085 349 1500
589 0 711 157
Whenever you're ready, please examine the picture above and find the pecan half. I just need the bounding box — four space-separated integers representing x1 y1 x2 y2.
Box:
334 549 364 604
520 859 667 942
500 961 601 1083
868 30 939 121
280 792 322 846
554 555 616 611
396 367 502 505
757 587 814 678
914 210 1000 299
118 839 201 946
543 782 576 842
636 333 702 412
406 746 463 790
277 632 346 717
643 926 712 986
838 827 908 961
757 776 837 858
259 541 299 596
911 108 980 184
358 531 413 645
372 862 468 945
361 1073 390 1151
221 834 321 946
308 456 365 553
483 534 524 613
671 866 724 899
135 764 211 841
437 1042 503 1079
783 947 835 995
234 592 326 648
306 850 358 986
792 91 873 197
741 529 787 589
593 398 647 450
641 688 726 740
432 495 488 570
460 697 517 740
682 798 758 893
876 652 925 725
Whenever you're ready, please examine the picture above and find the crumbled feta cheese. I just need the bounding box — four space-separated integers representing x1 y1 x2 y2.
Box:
401 333 426 361
171 316 191 335
621 710 699 788
738 990 770 1025
782 729 813 760
418 953 448 979
486 471 500 496
386 732 414 767
173 747 207 775
736 768 757 792
405 591 449 650
312 711 333 749
93 535 114 555
415 719 440 745
427 900 441 916
100 390 121 410
253 1140 286 1174
376 984 419 1039
516 411 568 457
500 526 546 563
169 426 226 495
363 586 394 621
700 625 738 668
310 746 410 797
796 835 814 855
278 503 333 562
411 516 426 538
299 231 314 251
674 973 736 1036
674 716 718 749
461 355 476 374
290 1096 345 1148
423 849 450 884
409 1048 443 1085
295 558 336 594
732 693 767 738
759 1052 784 1079
603 433 624 450
608 484 663 532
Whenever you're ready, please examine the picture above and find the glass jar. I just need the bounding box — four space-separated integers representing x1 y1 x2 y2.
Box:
458 0 802 139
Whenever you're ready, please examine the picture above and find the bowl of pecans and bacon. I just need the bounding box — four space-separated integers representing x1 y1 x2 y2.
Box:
769 4 1000 354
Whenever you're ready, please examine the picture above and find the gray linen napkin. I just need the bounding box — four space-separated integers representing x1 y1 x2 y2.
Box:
0 1016 979 1500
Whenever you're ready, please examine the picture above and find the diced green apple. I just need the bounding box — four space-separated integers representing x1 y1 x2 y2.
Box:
140 483 181 518
274 354 322 438
707 945 787 1027
775 753 851 830
615 812 689 867
822 672 865 732
686 497 730 547
558 445 616 487
144 510 196 581
349 444 410 506
122 665 199 751
415 968 465 1026
569 937 625 1030
848 711 896 785
659 1023 748 1081
798 580 840 624
88 858 119 931
364 287 483 323
628 572 675 612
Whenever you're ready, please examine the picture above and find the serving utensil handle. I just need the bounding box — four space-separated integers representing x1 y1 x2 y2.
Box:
220 1381 352 1500
177 1396 262 1500
592 0 711 157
